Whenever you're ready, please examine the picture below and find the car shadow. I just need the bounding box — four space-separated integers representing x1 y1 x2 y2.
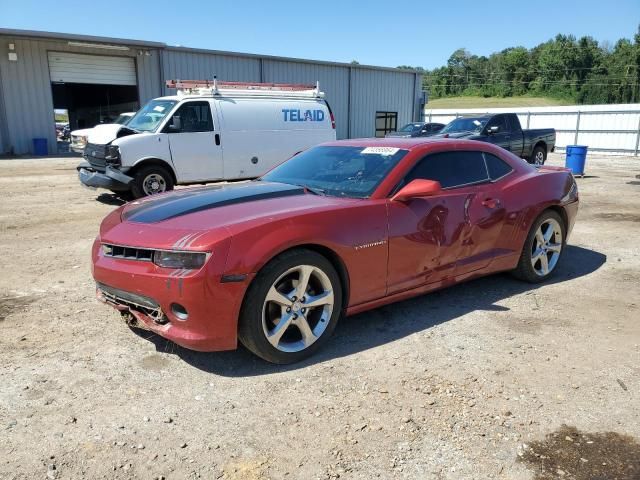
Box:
133 245 606 376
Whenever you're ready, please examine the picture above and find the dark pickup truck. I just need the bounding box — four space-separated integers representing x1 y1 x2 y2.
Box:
436 113 555 165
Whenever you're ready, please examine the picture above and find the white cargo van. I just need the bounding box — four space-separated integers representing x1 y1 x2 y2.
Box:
77 80 336 198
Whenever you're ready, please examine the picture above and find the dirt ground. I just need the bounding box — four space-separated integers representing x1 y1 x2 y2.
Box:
1 152 639 480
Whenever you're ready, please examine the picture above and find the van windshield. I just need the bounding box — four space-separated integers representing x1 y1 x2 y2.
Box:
127 100 177 132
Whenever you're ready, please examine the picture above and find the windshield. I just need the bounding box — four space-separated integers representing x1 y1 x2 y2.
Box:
114 113 132 125
127 100 177 132
399 123 423 133
261 145 408 198
441 117 488 134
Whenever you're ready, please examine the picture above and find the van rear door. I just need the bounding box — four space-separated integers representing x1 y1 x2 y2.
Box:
164 100 223 182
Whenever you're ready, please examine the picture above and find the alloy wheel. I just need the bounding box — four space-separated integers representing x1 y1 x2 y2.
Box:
534 150 545 166
531 218 563 276
262 265 334 353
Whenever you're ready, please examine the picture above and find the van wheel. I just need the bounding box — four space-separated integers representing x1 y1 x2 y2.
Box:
530 145 546 166
131 165 174 198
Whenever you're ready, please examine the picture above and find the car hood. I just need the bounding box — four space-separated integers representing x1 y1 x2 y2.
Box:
71 128 92 137
86 124 128 144
100 181 359 250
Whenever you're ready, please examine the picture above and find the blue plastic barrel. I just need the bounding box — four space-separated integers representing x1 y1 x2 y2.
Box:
565 145 588 176
32 138 48 156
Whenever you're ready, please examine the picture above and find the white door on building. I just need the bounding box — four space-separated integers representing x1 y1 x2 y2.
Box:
48 52 137 86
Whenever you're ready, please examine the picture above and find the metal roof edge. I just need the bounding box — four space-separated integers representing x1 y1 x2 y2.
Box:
0 28 166 48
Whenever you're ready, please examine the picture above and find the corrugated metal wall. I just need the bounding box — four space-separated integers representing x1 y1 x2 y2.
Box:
0 36 161 154
161 50 261 95
350 67 418 139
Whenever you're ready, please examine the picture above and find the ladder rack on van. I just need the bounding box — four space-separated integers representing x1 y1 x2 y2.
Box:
165 79 325 98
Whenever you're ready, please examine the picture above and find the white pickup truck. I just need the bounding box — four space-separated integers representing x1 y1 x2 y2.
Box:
77 80 336 198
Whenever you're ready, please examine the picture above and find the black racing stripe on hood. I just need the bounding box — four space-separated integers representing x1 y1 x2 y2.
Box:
123 182 305 223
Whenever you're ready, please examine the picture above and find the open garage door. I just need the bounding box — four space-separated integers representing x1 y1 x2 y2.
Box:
48 52 139 153
48 52 137 85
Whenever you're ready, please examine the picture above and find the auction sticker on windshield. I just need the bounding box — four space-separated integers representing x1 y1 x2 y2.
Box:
361 147 400 156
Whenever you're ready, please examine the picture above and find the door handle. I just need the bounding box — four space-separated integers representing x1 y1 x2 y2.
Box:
482 198 501 209
215 133 220 146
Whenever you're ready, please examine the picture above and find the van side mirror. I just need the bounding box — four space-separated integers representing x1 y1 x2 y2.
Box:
392 179 442 202
487 125 500 134
169 116 182 132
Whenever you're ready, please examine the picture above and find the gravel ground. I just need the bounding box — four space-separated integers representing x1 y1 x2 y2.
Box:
0 152 639 480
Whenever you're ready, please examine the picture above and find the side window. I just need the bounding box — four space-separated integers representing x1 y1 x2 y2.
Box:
483 152 513 180
486 115 507 133
165 101 213 133
405 151 489 189
507 114 522 132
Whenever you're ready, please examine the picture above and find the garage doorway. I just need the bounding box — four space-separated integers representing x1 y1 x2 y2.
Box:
48 51 139 153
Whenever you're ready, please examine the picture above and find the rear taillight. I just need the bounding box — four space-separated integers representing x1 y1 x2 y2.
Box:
329 110 336 130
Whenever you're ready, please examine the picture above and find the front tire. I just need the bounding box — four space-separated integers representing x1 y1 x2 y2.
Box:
529 145 546 166
238 249 342 364
512 210 565 283
130 165 174 199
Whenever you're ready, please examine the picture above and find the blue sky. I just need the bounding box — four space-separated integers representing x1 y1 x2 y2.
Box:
1 0 638 69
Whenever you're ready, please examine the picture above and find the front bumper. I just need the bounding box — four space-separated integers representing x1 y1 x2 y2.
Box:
92 240 251 352
77 161 133 192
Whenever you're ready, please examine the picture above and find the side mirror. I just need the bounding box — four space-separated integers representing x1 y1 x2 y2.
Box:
487 125 500 134
392 179 442 202
169 116 182 132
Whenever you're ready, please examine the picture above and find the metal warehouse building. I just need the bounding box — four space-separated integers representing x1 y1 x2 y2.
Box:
0 28 423 155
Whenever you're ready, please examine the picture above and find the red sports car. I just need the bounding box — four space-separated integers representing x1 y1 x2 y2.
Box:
92 138 578 363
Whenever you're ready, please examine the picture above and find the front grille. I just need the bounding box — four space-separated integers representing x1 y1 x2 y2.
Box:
103 244 154 262
97 282 166 323
84 143 107 169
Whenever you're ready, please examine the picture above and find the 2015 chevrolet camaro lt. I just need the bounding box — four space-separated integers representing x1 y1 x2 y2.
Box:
92 138 579 363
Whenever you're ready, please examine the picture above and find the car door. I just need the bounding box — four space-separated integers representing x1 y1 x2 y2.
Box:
386 150 491 294
164 100 223 182
484 115 511 152
386 150 509 293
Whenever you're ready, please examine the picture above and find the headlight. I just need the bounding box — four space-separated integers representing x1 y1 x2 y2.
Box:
152 250 207 269
105 145 121 164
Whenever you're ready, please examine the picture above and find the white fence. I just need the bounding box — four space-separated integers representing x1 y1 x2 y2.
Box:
423 104 640 156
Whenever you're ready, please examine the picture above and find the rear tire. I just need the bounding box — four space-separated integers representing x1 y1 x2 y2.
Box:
529 145 546 166
512 210 565 283
238 249 342 364
130 165 174 199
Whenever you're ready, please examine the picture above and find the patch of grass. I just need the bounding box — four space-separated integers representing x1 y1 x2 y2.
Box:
426 96 572 109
